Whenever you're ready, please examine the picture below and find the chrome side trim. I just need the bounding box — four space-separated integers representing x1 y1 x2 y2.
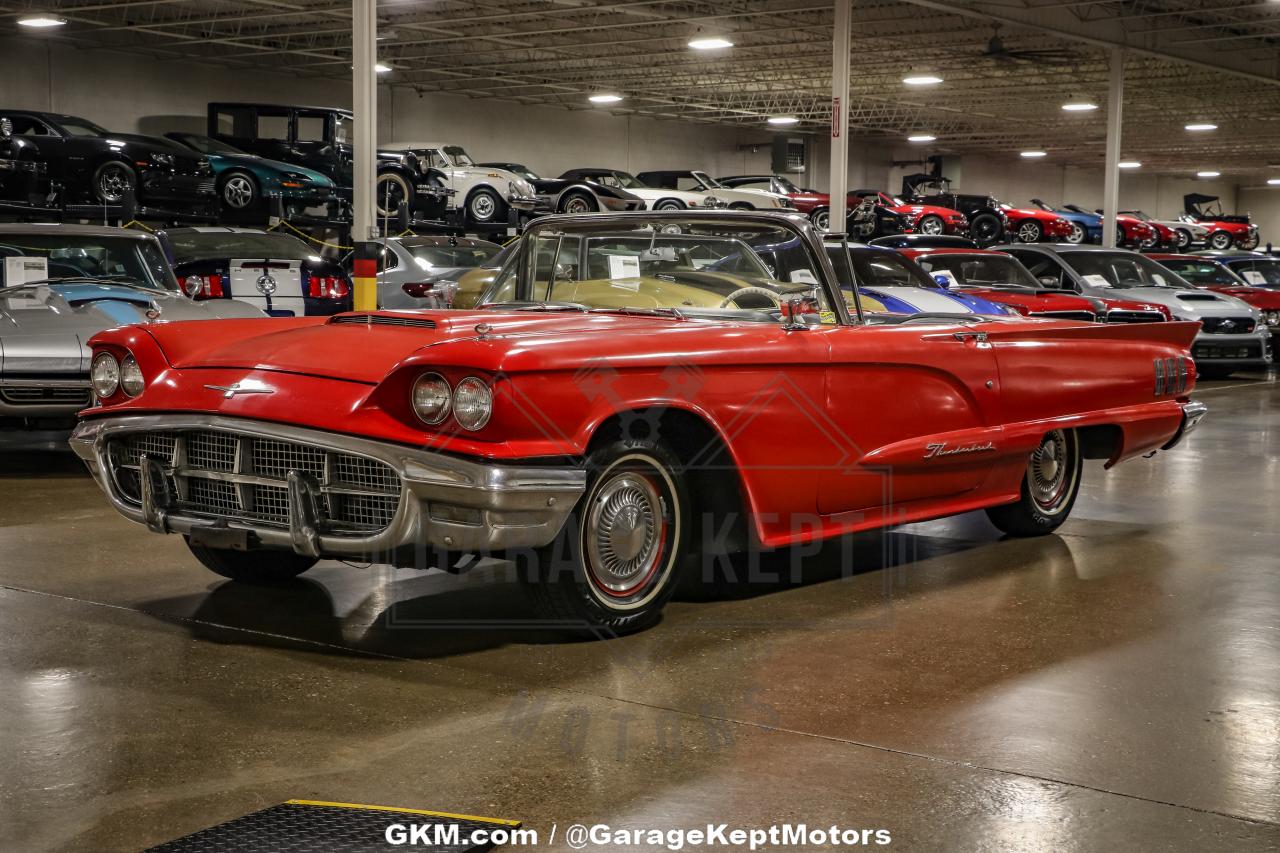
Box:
71 414 587 560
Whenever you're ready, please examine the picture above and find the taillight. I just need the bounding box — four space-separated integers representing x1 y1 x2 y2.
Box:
307 275 349 299
179 274 224 299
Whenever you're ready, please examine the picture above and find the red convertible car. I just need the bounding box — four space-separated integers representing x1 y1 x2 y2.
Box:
853 190 969 236
71 211 1205 634
1183 193 1259 250
1000 204 1074 243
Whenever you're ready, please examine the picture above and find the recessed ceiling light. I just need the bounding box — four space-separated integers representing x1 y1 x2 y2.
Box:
1062 102 1098 112
767 116 799 125
1118 161 1141 169
1197 170 1221 178
1020 150 1047 158
1269 179 1280 186
903 74 943 86
1185 123 1218 132
907 134 937 143
588 93 623 104
17 15 66 27
689 37 733 50
374 63 392 73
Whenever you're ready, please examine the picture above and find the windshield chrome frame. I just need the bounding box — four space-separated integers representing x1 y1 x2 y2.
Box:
500 210 860 325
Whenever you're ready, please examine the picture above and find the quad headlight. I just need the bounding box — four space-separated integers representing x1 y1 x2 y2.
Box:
1265 309 1280 327
452 377 493 431
411 373 452 424
120 355 145 397
91 352 120 399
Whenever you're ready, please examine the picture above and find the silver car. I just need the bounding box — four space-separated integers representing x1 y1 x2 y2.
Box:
1001 243 1271 377
0 224 263 436
351 235 504 310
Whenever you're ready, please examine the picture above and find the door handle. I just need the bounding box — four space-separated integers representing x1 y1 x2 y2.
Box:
952 331 988 343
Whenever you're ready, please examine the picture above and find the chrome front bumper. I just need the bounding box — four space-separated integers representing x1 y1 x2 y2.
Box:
69 414 586 562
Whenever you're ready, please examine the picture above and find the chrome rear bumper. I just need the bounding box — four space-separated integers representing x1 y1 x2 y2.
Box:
1162 400 1208 450
70 414 586 562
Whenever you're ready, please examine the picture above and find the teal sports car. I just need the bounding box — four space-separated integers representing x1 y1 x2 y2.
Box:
165 132 336 217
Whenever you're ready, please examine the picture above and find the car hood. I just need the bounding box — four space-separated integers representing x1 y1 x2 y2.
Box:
106 133 205 163
1208 285 1280 308
1094 287 1254 316
965 287 1092 311
0 284 254 374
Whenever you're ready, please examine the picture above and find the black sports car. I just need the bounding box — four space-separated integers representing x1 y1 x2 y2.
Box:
155 226 352 317
0 110 215 213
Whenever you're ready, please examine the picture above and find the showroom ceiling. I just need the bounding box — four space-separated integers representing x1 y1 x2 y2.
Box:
7 0 1280 179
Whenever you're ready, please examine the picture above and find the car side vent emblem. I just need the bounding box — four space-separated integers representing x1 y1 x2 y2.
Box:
330 314 437 329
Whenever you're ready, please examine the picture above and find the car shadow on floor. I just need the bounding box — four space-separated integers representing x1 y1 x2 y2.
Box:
141 524 1031 660
0 444 86 478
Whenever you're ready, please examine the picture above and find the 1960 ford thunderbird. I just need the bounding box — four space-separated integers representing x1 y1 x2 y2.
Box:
71 211 1206 634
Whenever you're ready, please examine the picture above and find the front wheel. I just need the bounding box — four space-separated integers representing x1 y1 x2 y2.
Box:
810 208 830 231
1016 220 1043 243
466 186 506 224
518 439 688 636
654 199 685 211
985 429 1082 537
1208 231 1234 251
1065 222 1086 244
1174 228 1193 251
186 538 318 584
1240 232 1260 250
916 214 944 235
219 171 259 211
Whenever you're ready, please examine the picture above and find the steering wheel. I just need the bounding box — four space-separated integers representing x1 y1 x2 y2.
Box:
718 286 783 308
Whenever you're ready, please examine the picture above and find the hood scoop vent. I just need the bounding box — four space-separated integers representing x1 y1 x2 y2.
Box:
1175 293 1221 302
330 313 437 329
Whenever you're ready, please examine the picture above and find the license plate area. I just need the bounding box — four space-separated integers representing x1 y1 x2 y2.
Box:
188 521 251 551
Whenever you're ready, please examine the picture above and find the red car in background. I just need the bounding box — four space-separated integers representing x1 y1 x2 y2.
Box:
1148 252 1280 337
902 246 1171 323
1183 193 1260 250
1000 204 1075 243
853 190 968 236
717 174 860 232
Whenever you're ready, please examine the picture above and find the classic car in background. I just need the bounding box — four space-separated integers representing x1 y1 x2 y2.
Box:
1060 204 1161 248
0 224 263 434
849 190 968 239
0 110 216 213
999 203 1074 244
1002 243 1270 376
156 226 352 316
0 117 46 206
904 178 1007 243
382 143 538 226
488 165 644 214
1030 199 1100 245
824 242 1013 315
635 170 791 209
344 235 502 309
72 210 1204 634
1183 193 1259 250
1123 210 1209 252
558 168 725 211
1148 252 1280 338
716 174 860 231
206 103 448 220
165 132 336 219
898 247 1100 321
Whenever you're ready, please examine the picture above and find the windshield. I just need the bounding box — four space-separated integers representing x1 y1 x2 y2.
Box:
773 176 801 193
1062 251 1190 289
404 241 500 271
826 247 935 289
166 231 316 263
1121 210 1151 222
444 145 474 166
178 135 247 156
0 234 176 290
484 219 837 322
1156 259 1241 287
1225 258 1280 287
692 171 722 189
334 115 351 146
589 171 645 189
914 253 1039 288
57 118 109 137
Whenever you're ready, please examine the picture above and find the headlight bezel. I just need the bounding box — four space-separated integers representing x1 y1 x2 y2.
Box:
452 376 493 431
411 373 452 425
91 352 120 400
120 354 145 397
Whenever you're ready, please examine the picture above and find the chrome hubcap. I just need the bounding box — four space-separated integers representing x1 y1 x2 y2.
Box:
565 198 590 214
919 217 942 234
376 176 406 215
471 193 495 219
814 212 829 231
1068 224 1084 243
224 176 253 208
585 472 665 597
1019 223 1039 241
99 168 127 202
1030 430 1070 511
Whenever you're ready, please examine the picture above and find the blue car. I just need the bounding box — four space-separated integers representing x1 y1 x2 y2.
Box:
1030 198 1099 244
825 243 1014 315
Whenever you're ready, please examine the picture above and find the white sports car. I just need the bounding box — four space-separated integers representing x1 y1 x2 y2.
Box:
382 142 539 225
635 170 792 210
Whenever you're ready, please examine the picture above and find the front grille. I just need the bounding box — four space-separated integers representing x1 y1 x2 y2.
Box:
197 178 216 195
1201 316 1256 334
1036 310 1097 322
1106 310 1165 323
330 314 437 328
0 386 92 406
106 429 401 534
1194 342 1262 360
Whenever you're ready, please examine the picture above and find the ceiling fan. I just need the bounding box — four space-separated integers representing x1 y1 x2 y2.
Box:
979 23 1076 65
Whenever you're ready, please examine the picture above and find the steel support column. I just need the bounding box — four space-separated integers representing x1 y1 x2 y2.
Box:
1102 47 1124 249
827 0 851 231
352 0 378 309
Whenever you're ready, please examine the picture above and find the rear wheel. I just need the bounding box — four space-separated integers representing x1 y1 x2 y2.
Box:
1174 228 1193 251
985 429 1082 537
186 539 318 584
560 191 597 214
93 161 137 204
810 208 830 231
518 439 687 636
728 201 753 210
375 171 412 218
654 199 685 211
1208 231 1234 250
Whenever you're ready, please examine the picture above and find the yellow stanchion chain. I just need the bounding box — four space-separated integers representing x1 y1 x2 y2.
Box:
271 219 354 251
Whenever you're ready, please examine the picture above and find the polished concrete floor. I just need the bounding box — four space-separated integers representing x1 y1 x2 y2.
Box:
2 374 1279 852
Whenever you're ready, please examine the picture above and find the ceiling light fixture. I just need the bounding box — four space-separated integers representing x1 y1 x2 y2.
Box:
1061 101 1098 112
17 14 66 27
1197 170 1221 178
689 36 734 50
1268 179 1280 186
767 116 799 125
375 63 392 73
588 93 623 104
1118 161 1141 169
1020 150 1047 158
907 134 937 143
902 74 943 86
1185 123 1218 132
